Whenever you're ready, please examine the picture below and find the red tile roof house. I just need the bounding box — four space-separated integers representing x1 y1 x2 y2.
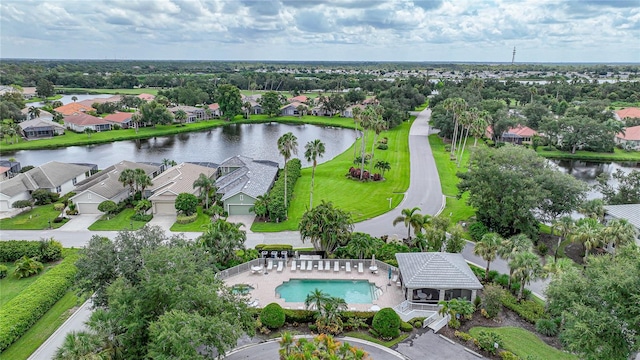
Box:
54 103 95 116
78 95 122 108
208 103 222 117
137 93 156 102
104 112 134 129
486 125 538 145
614 107 640 121
281 101 306 116
616 125 640 150
288 95 308 103
63 113 112 133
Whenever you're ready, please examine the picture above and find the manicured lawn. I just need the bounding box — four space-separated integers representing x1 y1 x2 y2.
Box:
469 327 577 360
428 134 476 225
25 95 63 103
0 262 57 307
0 205 67 230
344 331 408 348
414 99 429 111
169 207 212 232
251 119 412 232
58 87 160 95
2 291 81 360
88 208 149 231
537 147 640 161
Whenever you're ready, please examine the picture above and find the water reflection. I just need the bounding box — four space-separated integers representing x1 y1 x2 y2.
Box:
550 159 639 199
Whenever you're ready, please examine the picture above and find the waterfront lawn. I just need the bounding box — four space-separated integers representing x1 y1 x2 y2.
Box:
469 327 577 360
170 207 211 232
88 208 149 231
0 205 67 230
428 134 476 225
57 87 160 95
537 147 640 162
25 94 63 103
2 291 80 360
251 119 411 232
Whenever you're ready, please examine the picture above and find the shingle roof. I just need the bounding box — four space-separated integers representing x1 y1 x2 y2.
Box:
0 174 32 197
0 161 95 196
604 204 640 230
72 161 161 200
19 118 65 131
617 125 640 141
395 252 483 290
148 163 217 199
216 155 278 201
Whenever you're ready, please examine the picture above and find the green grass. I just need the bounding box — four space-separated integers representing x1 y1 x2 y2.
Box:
537 147 640 162
88 208 149 231
0 262 58 306
469 327 577 360
0 205 67 230
251 119 412 232
428 134 476 225
57 87 160 95
0 115 356 154
169 207 212 232
1 291 81 360
25 95 63 103
344 331 408 348
414 99 429 111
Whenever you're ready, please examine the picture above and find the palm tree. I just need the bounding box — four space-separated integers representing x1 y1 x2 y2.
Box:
392 207 423 241
543 256 574 277
510 250 546 301
304 139 325 208
249 194 269 219
442 97 467 157
571 217 603 262
243 101 252 119
322 296 347 324
357 107 374 180
305 288 331 313
173 109 187 124
198 219 246 264
578 199 605 222
552 216 574 260
71 96 78 102
497 234 533 288
474 232 502 282
346 233 376 259
192 173 215 209
118 168 136 196
368 110 387 173
28 106 41 120
471 111 490 147
296 104 307 118
84 128 95 138
351 106 362 161
601 218 638 255
54 331 103 360
456 107 479 167
277 132 298 209
133 168 153 198
161 158 176 168
374 160 391 178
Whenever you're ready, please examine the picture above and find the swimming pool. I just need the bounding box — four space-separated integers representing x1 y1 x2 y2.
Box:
275 279 377 303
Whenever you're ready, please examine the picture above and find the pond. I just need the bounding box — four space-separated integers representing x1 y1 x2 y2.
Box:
1 123 356 169
30 94 115 108
550 159 640 200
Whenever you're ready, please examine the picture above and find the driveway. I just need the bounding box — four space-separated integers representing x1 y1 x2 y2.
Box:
58 214 101 231
394 330 481 360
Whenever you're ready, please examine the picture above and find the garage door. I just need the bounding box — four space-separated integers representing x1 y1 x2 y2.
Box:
154 201 176 215
77 202 100 214
0 200 9 212
227 204 253 216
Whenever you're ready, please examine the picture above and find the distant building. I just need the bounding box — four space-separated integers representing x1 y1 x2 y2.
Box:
614 107 640 121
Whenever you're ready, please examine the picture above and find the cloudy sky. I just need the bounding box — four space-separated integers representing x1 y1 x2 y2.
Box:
1 0 639 63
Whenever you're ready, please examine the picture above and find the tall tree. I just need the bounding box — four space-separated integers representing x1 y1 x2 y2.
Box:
299 200 353 254
570 217 603 262
392 207 424 241
258 91 283 117
192 173 216 210
497 234 533 288
474 232 502 282
28 106 41 120
216 84 242 121
552 216 575 260
374 160 391 178
277 132 298 209
173 109 187 124
133 168 153 198
118 168 136 196
600 218 638 255
442 97 467 158
596 169 640 205
510 250 546 301
304 139 325 209
36 78 55 98
198 218 246 265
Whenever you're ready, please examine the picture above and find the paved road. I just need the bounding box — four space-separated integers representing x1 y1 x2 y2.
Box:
354 109 444 238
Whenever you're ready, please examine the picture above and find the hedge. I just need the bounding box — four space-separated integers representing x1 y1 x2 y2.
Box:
266 159 301 222
501 292 547 324
0 239 63 262
255 244 294 252
176 213 198 224
0 251 78 351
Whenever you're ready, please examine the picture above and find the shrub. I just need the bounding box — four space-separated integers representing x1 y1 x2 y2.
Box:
501 292 547 323
13 256 44 278
473 296 482 309
0 251 78 351
372 308 401 340
468 221 489 242
377 143 388 150
0 239 62 262
536 243 548 256
535 318 559 336
284 309 315 324
255 244 293 252
400 321 413 332
482 284 504 319
266 159 301 222
31 189 59 205
495 274 510 288
12 199 33 210
454 330 474 342
130 213 153 222
343 316 368 331
53 203 65 212
448 317 461 329
474 330 503 355
0 265 7 279
408 317 426 328
175 193 198 216
487 270 500 282
98 200 118 215
176 213 198 224
341 311 376 326
52 216 65 223
260 303 286 329
499 350 520 360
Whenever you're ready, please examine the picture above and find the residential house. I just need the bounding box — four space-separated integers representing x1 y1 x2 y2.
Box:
240 96 263 115
208 103 222 118
342 104 366 118
137 93 155 102
614 107 640 122
168 105 210 122
19 118 65 139
148 162 217 215
395 252 483 304
486 125 538 145
603 204 640 252
78 95 122 108
71 161 163 214
216 155 279 216
63 113 112 133
0 160 21 179
288 95 308 103
20 108 53 121
104 112 134 129
54 103 95 116
616 125 640 150
281 101 306 116
0 161 96 211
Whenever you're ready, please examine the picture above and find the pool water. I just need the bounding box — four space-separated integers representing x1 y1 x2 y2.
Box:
231 284 254 295
275 279 377 303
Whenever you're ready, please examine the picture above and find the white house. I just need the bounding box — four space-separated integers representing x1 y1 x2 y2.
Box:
603 204 640 252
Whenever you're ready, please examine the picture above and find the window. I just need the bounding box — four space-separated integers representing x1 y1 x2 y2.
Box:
239 194 244 201
88 193 92 200
56 186 62 193
72 177 77 185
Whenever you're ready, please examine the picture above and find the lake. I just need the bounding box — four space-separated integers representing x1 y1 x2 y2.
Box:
550 159 640 200
31 94 116 108
1 123 356 169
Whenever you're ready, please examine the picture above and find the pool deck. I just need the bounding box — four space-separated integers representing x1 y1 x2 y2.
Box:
224 259 406 311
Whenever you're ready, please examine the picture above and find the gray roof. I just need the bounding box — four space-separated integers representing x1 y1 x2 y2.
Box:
395 252 483 290
148 162 217 199
72 161 162 200
19 118 65 130
216 155 278 201
26 162 95 189
604 204 640 230
0 174 33 197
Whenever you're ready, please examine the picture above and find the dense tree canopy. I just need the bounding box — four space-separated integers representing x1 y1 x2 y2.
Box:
596 169 640 205
216 84 242 120
299 200 354 254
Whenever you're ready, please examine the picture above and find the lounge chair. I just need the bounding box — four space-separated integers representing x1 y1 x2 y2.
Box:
307 261 313 271
325 260 331 270
277 261 284 272
391 274 398 283
267 259 273 271
358 263 364 274
291 260 297 272
346 262 351 273
318 261 324 271
334 261 340 272
299 261 306 271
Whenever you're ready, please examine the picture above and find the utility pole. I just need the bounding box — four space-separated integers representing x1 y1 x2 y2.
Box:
511 47 516 65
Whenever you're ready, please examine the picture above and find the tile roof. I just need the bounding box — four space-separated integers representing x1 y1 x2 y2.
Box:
281 101 305 110
64 113 111 126
72 161 161 199
485 124 537 138
208 103 220 110
148 163 217 200
395 252 483 290
604 204 640 230
54 103 94 116
168 105 202 113
78 96 121 107
617 125 640 141
289 95 308 103
19 118 65 131
615 107 640 120
0 166 9 175
137 93 155 101
216 155 278 201
104 112 134 123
